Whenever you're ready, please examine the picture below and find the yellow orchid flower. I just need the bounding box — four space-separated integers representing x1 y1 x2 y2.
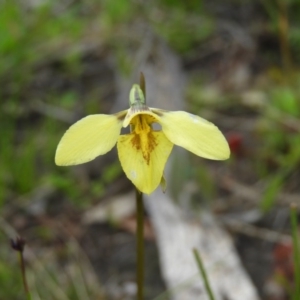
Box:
55 84 230 194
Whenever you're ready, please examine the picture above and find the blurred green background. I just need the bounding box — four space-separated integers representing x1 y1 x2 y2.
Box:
1 0 300 299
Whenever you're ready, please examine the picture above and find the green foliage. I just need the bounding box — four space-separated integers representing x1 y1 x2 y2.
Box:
102 161 122 184
260 0 300 64
0 0 126 211
101 0 133 25
290 206 300 300
151 4 214 53
271 87 300 117
0 232 23 299
0 114 15 204
0 259 23 299
260 174 283 212
12 135 37 194
195 165 216 204
0 0 83 86
49 174 79 199
159 0 204 12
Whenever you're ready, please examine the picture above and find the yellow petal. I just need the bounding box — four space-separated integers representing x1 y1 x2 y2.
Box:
117 131 173 194
155 110 230 160
55 114 124 166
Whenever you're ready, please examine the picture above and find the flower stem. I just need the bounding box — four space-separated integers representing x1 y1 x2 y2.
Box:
135 73 145 300
11 237 31 300
19 251 31 300
135 188 144 300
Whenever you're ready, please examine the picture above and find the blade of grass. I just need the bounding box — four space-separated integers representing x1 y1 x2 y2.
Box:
290 204 300 300
193 248 215 300
68 237 104 298
27 271 42 300
66 241 91 300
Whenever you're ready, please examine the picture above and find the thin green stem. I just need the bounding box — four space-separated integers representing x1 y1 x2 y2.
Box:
193 248 215 300
135 73 145 300
290 204 300 300
136 188 144 300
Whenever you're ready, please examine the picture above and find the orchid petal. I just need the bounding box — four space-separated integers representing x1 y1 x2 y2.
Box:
117 131 173 194
155 110 230 160
55 114 124 166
